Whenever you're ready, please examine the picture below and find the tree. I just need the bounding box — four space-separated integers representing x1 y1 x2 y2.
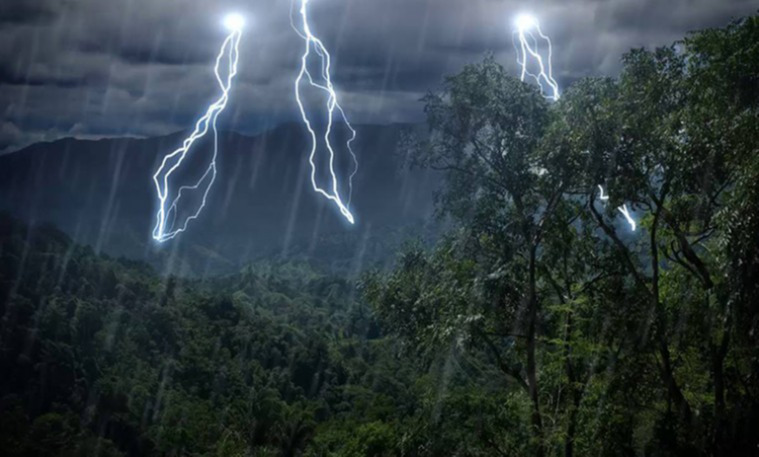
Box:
368 56 583 455
367 16 759 457
554 18 759 452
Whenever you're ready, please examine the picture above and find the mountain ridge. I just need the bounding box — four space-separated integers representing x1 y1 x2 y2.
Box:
0 123 441 276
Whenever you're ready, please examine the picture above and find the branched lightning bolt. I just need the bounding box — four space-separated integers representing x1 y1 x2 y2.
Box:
598 185 637 231
513 14 560 101
292 0 359 225
152 17 243 243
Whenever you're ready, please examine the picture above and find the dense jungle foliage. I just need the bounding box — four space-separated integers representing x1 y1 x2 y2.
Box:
1 16 758 457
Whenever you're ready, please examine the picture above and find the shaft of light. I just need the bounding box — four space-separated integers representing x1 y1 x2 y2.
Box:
617 204 636 231
513 14 560 101
598 185 637 231
152 24 242 242
293 0 358 224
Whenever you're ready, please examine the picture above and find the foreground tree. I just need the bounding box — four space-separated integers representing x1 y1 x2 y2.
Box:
367 16 759 457
365 56 635 455
557 17 759 453
368 57 553 454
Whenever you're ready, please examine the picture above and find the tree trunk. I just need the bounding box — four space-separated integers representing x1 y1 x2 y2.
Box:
526 245 544 456
565 393 582 457
651 209 693 429
563 308 579 457
711 316 730 455
657 337 693 424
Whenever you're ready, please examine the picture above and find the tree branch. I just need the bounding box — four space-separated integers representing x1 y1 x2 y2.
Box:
587 192 652 297
478 330 530 393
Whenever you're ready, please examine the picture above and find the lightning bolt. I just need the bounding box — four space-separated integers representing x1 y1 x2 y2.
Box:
510 15 634 232
292 0 359 225
152 15 244 243
617 204 636 231
513 14 560 101
598 185 637 231
510 15 634 231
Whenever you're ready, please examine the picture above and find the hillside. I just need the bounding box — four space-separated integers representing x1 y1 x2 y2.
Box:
0 213 445 456
0 124 441 276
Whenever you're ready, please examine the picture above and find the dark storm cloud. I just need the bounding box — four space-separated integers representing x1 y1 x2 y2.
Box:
604 0 756 32
0 0 756 152
0 67 86 88
0 0 65 24
78 34 216 67
0 121 23 149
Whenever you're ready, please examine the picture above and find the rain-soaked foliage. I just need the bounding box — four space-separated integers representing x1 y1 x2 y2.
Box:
1 16 759 457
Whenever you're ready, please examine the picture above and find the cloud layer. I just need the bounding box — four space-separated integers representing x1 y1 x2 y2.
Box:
1 0 755 152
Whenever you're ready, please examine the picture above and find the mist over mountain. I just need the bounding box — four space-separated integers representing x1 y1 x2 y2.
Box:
0 123 441 276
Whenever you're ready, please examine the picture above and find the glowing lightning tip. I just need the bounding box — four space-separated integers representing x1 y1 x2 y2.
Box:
224 13 245 31
515 13 537 30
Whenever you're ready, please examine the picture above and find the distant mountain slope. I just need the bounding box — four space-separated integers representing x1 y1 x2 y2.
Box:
0 210 413 457
0 124 440 275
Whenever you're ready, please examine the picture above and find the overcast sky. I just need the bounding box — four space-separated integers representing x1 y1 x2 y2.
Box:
0 0 756 152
